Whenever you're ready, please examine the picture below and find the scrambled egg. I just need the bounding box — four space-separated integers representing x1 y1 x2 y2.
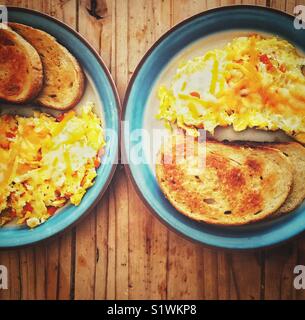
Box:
0 103 105 228
157 35 305 142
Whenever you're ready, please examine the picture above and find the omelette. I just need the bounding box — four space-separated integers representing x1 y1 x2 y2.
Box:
157 35 305 142
0 103 104 228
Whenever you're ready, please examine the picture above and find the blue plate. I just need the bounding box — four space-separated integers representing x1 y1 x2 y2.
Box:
0 7 120 248
123 6 305 250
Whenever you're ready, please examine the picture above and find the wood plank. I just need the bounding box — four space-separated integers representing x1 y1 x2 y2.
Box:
148 219 168 299
270 0 287 11
167 233 204 299
285 0 297 14
34 246 47 299
101 1 128 300
46 238 60 300
202 249 231 300
217 251 231 299
19 248 36 299
242 0 267 5
127 182 152 299
206 0 221 8
264 243 297 300
126 0 155 300
95 191 110 300
97 0 113 70
113 171 129 299
229 252 262 299
58 232 73 300
74 208 96 300
106 185 116 299
95 171 129 300
172 0 207 24
7 251 21 299
113 0 129 99
89 0 120 300
220 0 242 5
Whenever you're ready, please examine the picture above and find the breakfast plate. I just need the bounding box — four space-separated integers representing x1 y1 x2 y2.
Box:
123 6 305 250
0 7 120 248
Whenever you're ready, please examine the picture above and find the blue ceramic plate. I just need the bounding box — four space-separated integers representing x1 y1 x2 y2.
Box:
123 6 305 250
0 7 120 248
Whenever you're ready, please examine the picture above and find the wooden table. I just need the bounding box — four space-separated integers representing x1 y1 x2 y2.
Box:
0 0 305 300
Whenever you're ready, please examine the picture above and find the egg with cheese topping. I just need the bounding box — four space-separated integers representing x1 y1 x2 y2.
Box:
157 35 305 142
0 102 104 228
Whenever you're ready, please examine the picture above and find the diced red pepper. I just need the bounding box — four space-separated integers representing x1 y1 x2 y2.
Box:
37 148 42 161
0 141 9 149
9 209 16 218
94 157 101 169
259 54 269 64
5 132 15 138
56 113 65 122
279 64 286 73
80 175 86 187
24 202 33 212
190 91 200 98
47 206 57 216
259 54 274 71
2 114 12 122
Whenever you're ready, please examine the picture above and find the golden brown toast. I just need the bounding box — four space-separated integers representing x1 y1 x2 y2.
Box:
0 24 43 103
268 142 305 214
156 135 293 226
10 23 85 110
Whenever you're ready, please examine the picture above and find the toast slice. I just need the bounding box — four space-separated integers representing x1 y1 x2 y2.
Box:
0 24 43 103
10 23 85 110
269 142 305 214
156 135 293 226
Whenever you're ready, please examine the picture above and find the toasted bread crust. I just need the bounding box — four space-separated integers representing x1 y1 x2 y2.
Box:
156 136 293 226
266 142 305 214
0 25 43 103
10 23 85 110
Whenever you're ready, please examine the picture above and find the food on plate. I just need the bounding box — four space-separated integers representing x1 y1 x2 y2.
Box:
10 23 85 110
156 135 293 226
0 102 104 228
157 35 305 143
269 142 305 214
0 23 43 103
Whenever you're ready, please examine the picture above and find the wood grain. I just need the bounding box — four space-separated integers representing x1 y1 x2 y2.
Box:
1 0 305 300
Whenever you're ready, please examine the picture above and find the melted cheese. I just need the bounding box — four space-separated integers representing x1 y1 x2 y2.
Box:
157 35 305 142
0 103 105 228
